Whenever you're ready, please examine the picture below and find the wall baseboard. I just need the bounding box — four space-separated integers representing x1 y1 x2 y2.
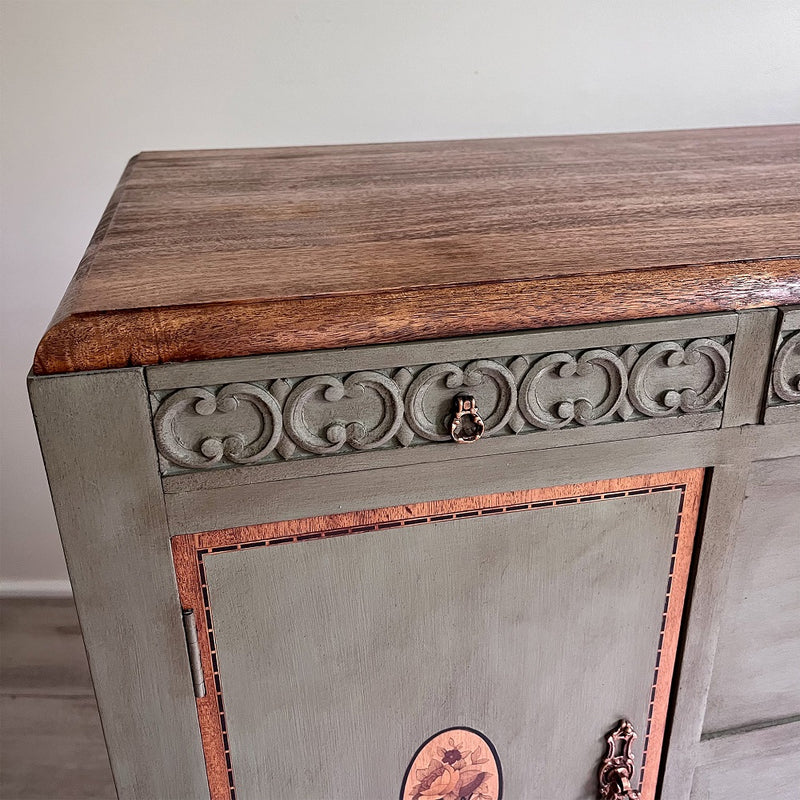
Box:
0 579 72 598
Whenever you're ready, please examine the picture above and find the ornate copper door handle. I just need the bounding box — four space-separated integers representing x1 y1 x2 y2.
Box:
599 720 641 800
450 394 485 443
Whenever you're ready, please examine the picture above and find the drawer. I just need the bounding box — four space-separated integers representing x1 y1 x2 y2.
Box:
172 469 704 800
148 313 737 492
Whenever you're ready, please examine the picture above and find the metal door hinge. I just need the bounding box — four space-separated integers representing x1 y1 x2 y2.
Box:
599 719 641 800
181 609 206 698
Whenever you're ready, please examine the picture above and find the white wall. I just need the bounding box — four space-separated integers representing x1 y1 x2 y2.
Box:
1 0 798 593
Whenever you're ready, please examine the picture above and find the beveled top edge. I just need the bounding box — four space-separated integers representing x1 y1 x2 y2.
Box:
33 257 800 375
34 125 800 373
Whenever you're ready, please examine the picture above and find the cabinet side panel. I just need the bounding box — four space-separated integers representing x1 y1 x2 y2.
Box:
659 464 751 800
703 455 800 734
29 370 209 800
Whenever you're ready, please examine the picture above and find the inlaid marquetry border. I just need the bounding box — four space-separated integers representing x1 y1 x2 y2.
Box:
171 469 704 800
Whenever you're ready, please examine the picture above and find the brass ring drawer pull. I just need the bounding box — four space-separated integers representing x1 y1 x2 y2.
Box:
450 394 485 443
599 720 641 800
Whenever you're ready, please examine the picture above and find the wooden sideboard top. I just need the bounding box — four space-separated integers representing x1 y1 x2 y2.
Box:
34 125 800 374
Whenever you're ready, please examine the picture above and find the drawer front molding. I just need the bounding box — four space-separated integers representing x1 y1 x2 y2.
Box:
152 335 731 474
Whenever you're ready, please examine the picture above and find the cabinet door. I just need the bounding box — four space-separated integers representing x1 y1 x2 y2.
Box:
693 455 800 799
172 469 703 800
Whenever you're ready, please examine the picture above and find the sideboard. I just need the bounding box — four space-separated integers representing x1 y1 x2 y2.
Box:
29 125 800 799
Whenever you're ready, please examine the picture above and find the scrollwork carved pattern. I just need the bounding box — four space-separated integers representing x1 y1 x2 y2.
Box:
151 334 732 473
405 360 517 441
771 330 800 404
518 349 628 430
283 371 403 454
628 339 730 417
153 383 282 469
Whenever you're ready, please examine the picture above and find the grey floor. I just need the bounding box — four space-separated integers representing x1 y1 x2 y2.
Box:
0 598 115 800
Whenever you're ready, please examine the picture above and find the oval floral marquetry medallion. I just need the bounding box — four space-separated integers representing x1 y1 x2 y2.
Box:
401 728 502 800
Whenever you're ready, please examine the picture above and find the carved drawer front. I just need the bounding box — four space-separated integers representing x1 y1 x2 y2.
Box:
149 314 736 488
172 469 704 800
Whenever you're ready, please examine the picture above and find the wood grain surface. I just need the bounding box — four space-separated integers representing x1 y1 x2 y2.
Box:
172 468 703 800
34 125 800 374
0 598 116 800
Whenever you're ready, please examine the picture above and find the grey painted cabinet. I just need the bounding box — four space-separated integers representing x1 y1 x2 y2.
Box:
29 308 800 800
27 131 800 799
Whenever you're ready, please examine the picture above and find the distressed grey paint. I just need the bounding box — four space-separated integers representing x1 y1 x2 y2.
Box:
703 456 800 735
722 308 778 427
154 303 786 494
150 336 731 476
162 412 721 494
27 307 800 800
659 465 751 800
764 305 800 424
163 422 800 536
691 720 800 799
28 370 209 800
203 492 680 800
779 305 800 328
